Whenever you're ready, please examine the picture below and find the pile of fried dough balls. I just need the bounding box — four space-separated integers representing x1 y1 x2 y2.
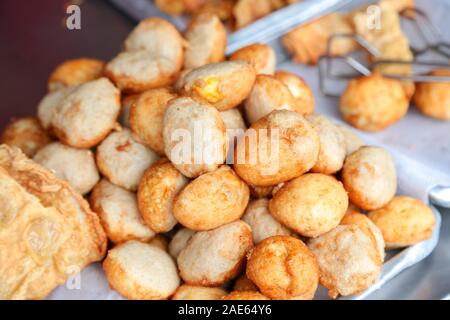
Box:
1 16 437 300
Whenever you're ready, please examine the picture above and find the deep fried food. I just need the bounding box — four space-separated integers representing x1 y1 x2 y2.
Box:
246 235 319 300
173 165 249 230
368 196 436 248
177 220 253 286
269 173 348 237
0 145 106 299
308 224 383 299
103 240 180 299
90 179 155 244
1 117 51 157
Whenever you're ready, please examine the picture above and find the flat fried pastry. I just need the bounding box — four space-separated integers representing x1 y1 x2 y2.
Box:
0 145 106 299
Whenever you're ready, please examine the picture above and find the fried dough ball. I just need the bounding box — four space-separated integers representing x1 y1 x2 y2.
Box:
1 117 51 157
222 291 269 300
105 50 181 94
184 13 227 69
172 285 227 300
193 0 235 21
412 69 450 120
179 61 256 111
137 158 188 233
306 114 346 175
282 13 357 65
244 75 307 124
308 224 384 299
242 198 294 244
90 179 155 244
154 0 186 15
48 58 105 91
177 220 253 286
37 87 73 130
336 124 364 156
124 17 184 64
342 146 397 211
96 128 159 191
168 227 195 259
246 236 319 300
33 142 99 195
106 18 184 93
368 196 436 248
274 71 314 115
234 110 320 187
230 43 276 75
103 240 180 300
233 274 258 292
148 235 169 251
129 87 177 155
163 97 227 178
220 108 247 153
340 212 385 260
249 185 274 198
173 165 249 231
50 78 121 148
269 173 348 237
119 94 138 128
340 74 409 131
233 0 281 29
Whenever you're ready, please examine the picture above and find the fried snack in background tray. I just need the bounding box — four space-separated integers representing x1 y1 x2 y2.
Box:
282 13 357 65
0 145 106 299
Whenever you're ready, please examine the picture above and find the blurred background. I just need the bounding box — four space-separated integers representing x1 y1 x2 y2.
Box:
0 0 133 130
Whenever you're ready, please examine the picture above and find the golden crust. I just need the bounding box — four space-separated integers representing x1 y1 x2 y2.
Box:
282 13 357 65
340 213 385 261
172 284 227 300
306 114 346 175
230 43 276 75
342 146 397 211
173 165 249 231
274 71 315 115
163 97 227 178
90 179 155 244
103 240 180 300
242 198 294 244
222 291 269 300
269 173 348 237
246 236 319 300
412 69 450 120
368 196 436 248
336 124 364 156
0 145 106 299
180 61 256 111
48 58 105 91
308 224 383 299
234 110 320 187
105 50 181 94
50 78 121 149
129 87 177 155
137 158 188 233
96 128 159 191
340 74 409 131
244 74 307 124
154 0 186 15
177 220 253 286
184 13 227 69
1 117 51 157
233 274 258 292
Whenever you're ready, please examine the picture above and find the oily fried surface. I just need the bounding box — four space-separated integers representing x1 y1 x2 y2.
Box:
0 145 106 300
